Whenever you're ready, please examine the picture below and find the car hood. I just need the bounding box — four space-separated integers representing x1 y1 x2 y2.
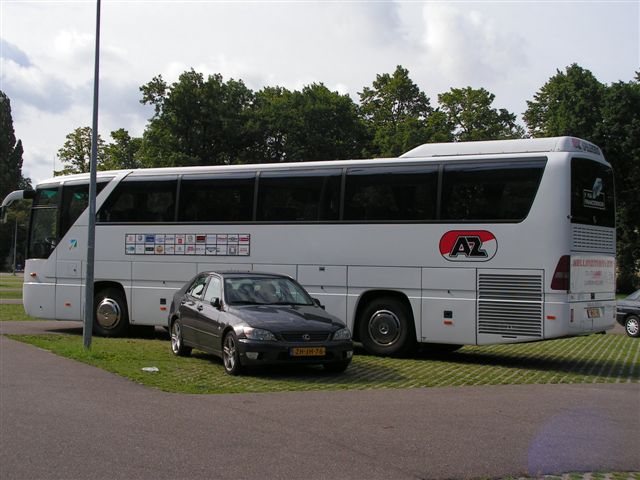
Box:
617 299 640 309
227 305 345 332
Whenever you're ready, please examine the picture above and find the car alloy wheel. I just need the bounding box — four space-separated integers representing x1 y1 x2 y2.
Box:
222 332 242 375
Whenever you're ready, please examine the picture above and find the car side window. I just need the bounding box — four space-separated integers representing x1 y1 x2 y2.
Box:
203 277 222 303
187 276 208 299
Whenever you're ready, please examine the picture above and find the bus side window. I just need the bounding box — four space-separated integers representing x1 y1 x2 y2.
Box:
98 178 177 223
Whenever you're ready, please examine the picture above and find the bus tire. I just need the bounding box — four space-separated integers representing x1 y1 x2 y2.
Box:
358 297 416 357
93 287 129 337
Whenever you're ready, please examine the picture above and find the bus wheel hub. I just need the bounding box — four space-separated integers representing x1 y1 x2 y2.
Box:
97 298 121 329
369 309 401 346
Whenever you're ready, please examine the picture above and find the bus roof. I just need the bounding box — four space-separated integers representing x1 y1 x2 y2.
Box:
400 136 603 159
35 136 604 186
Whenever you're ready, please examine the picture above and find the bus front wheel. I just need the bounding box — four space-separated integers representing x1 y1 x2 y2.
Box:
358 297 416 357
93 288 129 337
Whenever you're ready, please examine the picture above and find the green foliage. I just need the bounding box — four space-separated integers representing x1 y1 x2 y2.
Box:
0 91 31 271
103 128 142 170
359 65 445 157
0 91 30 197
137 70 254 167
523 64 605 139
438 86 524 141
247 83 366 163
597 76 640 290
56 126 106 175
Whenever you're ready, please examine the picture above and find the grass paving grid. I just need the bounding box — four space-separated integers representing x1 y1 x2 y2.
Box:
8 332 639 395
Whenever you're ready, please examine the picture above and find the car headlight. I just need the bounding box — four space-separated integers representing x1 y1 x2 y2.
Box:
243 327 276 341
333 327 351 341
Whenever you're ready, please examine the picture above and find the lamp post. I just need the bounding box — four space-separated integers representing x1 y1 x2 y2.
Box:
12 218 17 276
83 0 101 350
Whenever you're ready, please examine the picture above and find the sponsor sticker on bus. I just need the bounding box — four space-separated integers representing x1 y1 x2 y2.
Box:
439 230 497 262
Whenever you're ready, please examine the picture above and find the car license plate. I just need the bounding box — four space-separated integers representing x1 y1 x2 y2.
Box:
587 307 601 319
290 347 326 357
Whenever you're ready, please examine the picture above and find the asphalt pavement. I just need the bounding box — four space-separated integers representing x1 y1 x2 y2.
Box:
0 321 638 480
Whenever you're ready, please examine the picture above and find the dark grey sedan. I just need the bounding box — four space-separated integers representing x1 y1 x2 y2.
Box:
616 289 640 338
168 271 353 374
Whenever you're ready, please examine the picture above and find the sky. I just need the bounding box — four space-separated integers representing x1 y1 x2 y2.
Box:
1 0 639 185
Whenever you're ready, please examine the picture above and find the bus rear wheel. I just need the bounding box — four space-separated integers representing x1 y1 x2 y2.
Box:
93 287 129 337
358 297 416 357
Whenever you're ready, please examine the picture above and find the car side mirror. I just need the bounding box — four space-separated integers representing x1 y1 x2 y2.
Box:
313 298 325 310
211 298 222 310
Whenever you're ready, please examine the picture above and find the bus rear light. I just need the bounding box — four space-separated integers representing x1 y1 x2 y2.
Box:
551 255 570 291
546 315 556 320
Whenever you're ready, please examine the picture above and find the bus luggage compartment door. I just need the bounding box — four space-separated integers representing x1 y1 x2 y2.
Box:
421 267 476 345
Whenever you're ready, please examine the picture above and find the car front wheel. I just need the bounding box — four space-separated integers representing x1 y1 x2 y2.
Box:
624 315 640 338
222 331 243 375
171 320 192 356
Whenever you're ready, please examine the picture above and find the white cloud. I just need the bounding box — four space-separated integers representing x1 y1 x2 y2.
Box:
420 4 528 87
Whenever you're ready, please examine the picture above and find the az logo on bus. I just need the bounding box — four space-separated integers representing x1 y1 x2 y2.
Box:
439 230 498 262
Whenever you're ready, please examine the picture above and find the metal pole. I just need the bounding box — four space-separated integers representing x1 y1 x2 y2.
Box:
12 218 17 276
83 0 101 350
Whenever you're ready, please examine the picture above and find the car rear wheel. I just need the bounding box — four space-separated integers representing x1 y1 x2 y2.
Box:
624 315 640 338
171 320 192 356
222 331 243 375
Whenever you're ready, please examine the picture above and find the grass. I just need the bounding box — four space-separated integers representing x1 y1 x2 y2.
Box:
0 273 24 289
0 290 22 299
8 331 639 395
0 304 40 321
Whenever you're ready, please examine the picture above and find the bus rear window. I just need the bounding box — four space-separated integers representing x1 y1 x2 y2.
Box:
570 158 615 228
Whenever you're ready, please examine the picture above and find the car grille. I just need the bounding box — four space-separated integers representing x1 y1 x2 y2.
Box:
280 332 330 342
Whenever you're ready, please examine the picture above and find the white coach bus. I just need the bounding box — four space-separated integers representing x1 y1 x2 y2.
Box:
2 137 616 355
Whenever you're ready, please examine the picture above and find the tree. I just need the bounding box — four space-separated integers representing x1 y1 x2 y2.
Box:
437 87 524 141
0 91 31 270
597 75 640 290
137 70 254 167
359 65 448 157
0 91 29 199
247 83 367 163
103 128 142 170
56 126 106 175
523 64 605 139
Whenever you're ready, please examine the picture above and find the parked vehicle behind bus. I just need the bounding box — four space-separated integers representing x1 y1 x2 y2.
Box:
1 137 616 356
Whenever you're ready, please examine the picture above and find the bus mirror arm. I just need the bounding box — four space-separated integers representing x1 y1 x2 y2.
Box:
0 190 35 224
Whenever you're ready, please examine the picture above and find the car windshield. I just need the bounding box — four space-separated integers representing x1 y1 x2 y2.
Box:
224 276 314 306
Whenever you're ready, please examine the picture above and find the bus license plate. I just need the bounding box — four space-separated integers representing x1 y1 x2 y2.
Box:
587 307 601 319
291 347 326 357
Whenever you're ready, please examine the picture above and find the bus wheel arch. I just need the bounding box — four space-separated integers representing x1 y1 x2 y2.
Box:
93 282 129 337
354 291 417 357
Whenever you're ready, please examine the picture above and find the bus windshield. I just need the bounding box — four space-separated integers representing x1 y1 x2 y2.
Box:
28 186 59 259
